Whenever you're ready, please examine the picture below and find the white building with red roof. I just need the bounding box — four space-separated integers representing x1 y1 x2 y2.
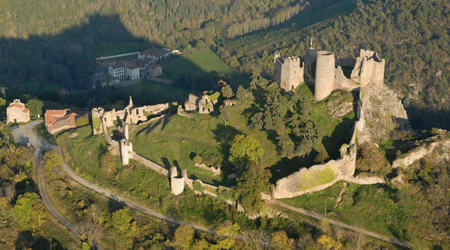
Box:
6 99 30 124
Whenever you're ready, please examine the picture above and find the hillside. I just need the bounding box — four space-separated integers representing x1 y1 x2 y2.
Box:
0 0 349 46
218 0 450 130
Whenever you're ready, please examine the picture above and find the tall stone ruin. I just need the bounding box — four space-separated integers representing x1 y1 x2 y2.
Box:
274 40 385 101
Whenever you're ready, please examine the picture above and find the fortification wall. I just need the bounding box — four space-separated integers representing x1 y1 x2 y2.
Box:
334 67 359 91
272 158 350 199
315 51 335 101
131 152 169 175
336 58 356 67
392 139 450 168
372 59 385 87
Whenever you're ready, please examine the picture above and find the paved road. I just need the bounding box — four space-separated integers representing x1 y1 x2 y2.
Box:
267 200 413 249
96 52 140 60
12 122 214 234
12 121 105 249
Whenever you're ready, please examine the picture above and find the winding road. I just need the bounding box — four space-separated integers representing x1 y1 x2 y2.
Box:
12 121 412 249
12 122 214 235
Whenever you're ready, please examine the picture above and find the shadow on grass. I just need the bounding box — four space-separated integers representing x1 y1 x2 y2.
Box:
15 231 64 250
268 151 319 184
212 124 242 167
107 198 125 213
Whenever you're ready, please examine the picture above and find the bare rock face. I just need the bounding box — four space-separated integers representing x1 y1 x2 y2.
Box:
362 83 411 142
326 91 354 118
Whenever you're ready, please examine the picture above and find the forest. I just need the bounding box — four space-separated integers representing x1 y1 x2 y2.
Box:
0 0 344 47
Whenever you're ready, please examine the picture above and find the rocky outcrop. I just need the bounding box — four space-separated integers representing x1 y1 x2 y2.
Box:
362 83 411 142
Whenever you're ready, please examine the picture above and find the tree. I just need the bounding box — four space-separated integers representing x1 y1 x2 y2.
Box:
229 135 264 172
26 99 44 118
218 106 232 125
172 225 195 250
277 134 295 158
111 207 133 232
0 97 6 108
236 85 248 100
235 162 271 214
317 235 342 250
43 150 63 171
221 84 234 99
13 192 46 230
212 223 240 250
270 231 295 250
356 142 388 175
250 112 264 130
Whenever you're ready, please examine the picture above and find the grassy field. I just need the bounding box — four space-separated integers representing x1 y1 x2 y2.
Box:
56 126 249 227
160 48 249 87
279 180 435 246
130 84 355 185
96 42 153 56
130 97 279 185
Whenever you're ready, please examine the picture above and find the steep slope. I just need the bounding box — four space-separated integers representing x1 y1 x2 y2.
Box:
0 0 346 46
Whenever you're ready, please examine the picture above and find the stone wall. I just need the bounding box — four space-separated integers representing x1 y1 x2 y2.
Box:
132 152 169 175
91 97 170 135
392 139 450 168
272 90 367 199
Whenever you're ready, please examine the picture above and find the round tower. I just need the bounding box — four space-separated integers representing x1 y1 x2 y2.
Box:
315 51 335 101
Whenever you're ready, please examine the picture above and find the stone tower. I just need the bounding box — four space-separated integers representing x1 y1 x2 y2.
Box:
274 55 304 92
315 51 335 101
304 38 317 80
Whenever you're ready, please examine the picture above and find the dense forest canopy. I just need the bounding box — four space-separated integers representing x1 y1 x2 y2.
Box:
218 0 450 130
0 0 343 46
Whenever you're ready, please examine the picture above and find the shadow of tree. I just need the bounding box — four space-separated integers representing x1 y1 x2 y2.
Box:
15 231 64 250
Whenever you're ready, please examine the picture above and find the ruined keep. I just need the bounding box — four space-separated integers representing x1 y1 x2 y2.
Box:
91 96 170 135
274 40 385 101
274 54 304 92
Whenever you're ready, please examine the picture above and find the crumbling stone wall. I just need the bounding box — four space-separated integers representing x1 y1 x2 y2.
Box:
91 97 170 134
393 139 450 168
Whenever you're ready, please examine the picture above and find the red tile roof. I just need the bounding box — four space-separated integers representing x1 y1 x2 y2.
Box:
45 109 70 126
7 102 29 113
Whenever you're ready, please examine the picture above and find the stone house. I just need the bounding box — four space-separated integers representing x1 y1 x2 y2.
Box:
44 109 84 134
148 64 163 77
6 99 30 124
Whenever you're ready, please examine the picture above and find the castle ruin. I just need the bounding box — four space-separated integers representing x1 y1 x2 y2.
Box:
274 39 386 101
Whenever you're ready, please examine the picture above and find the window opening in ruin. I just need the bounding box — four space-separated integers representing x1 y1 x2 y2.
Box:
291 85 295 90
